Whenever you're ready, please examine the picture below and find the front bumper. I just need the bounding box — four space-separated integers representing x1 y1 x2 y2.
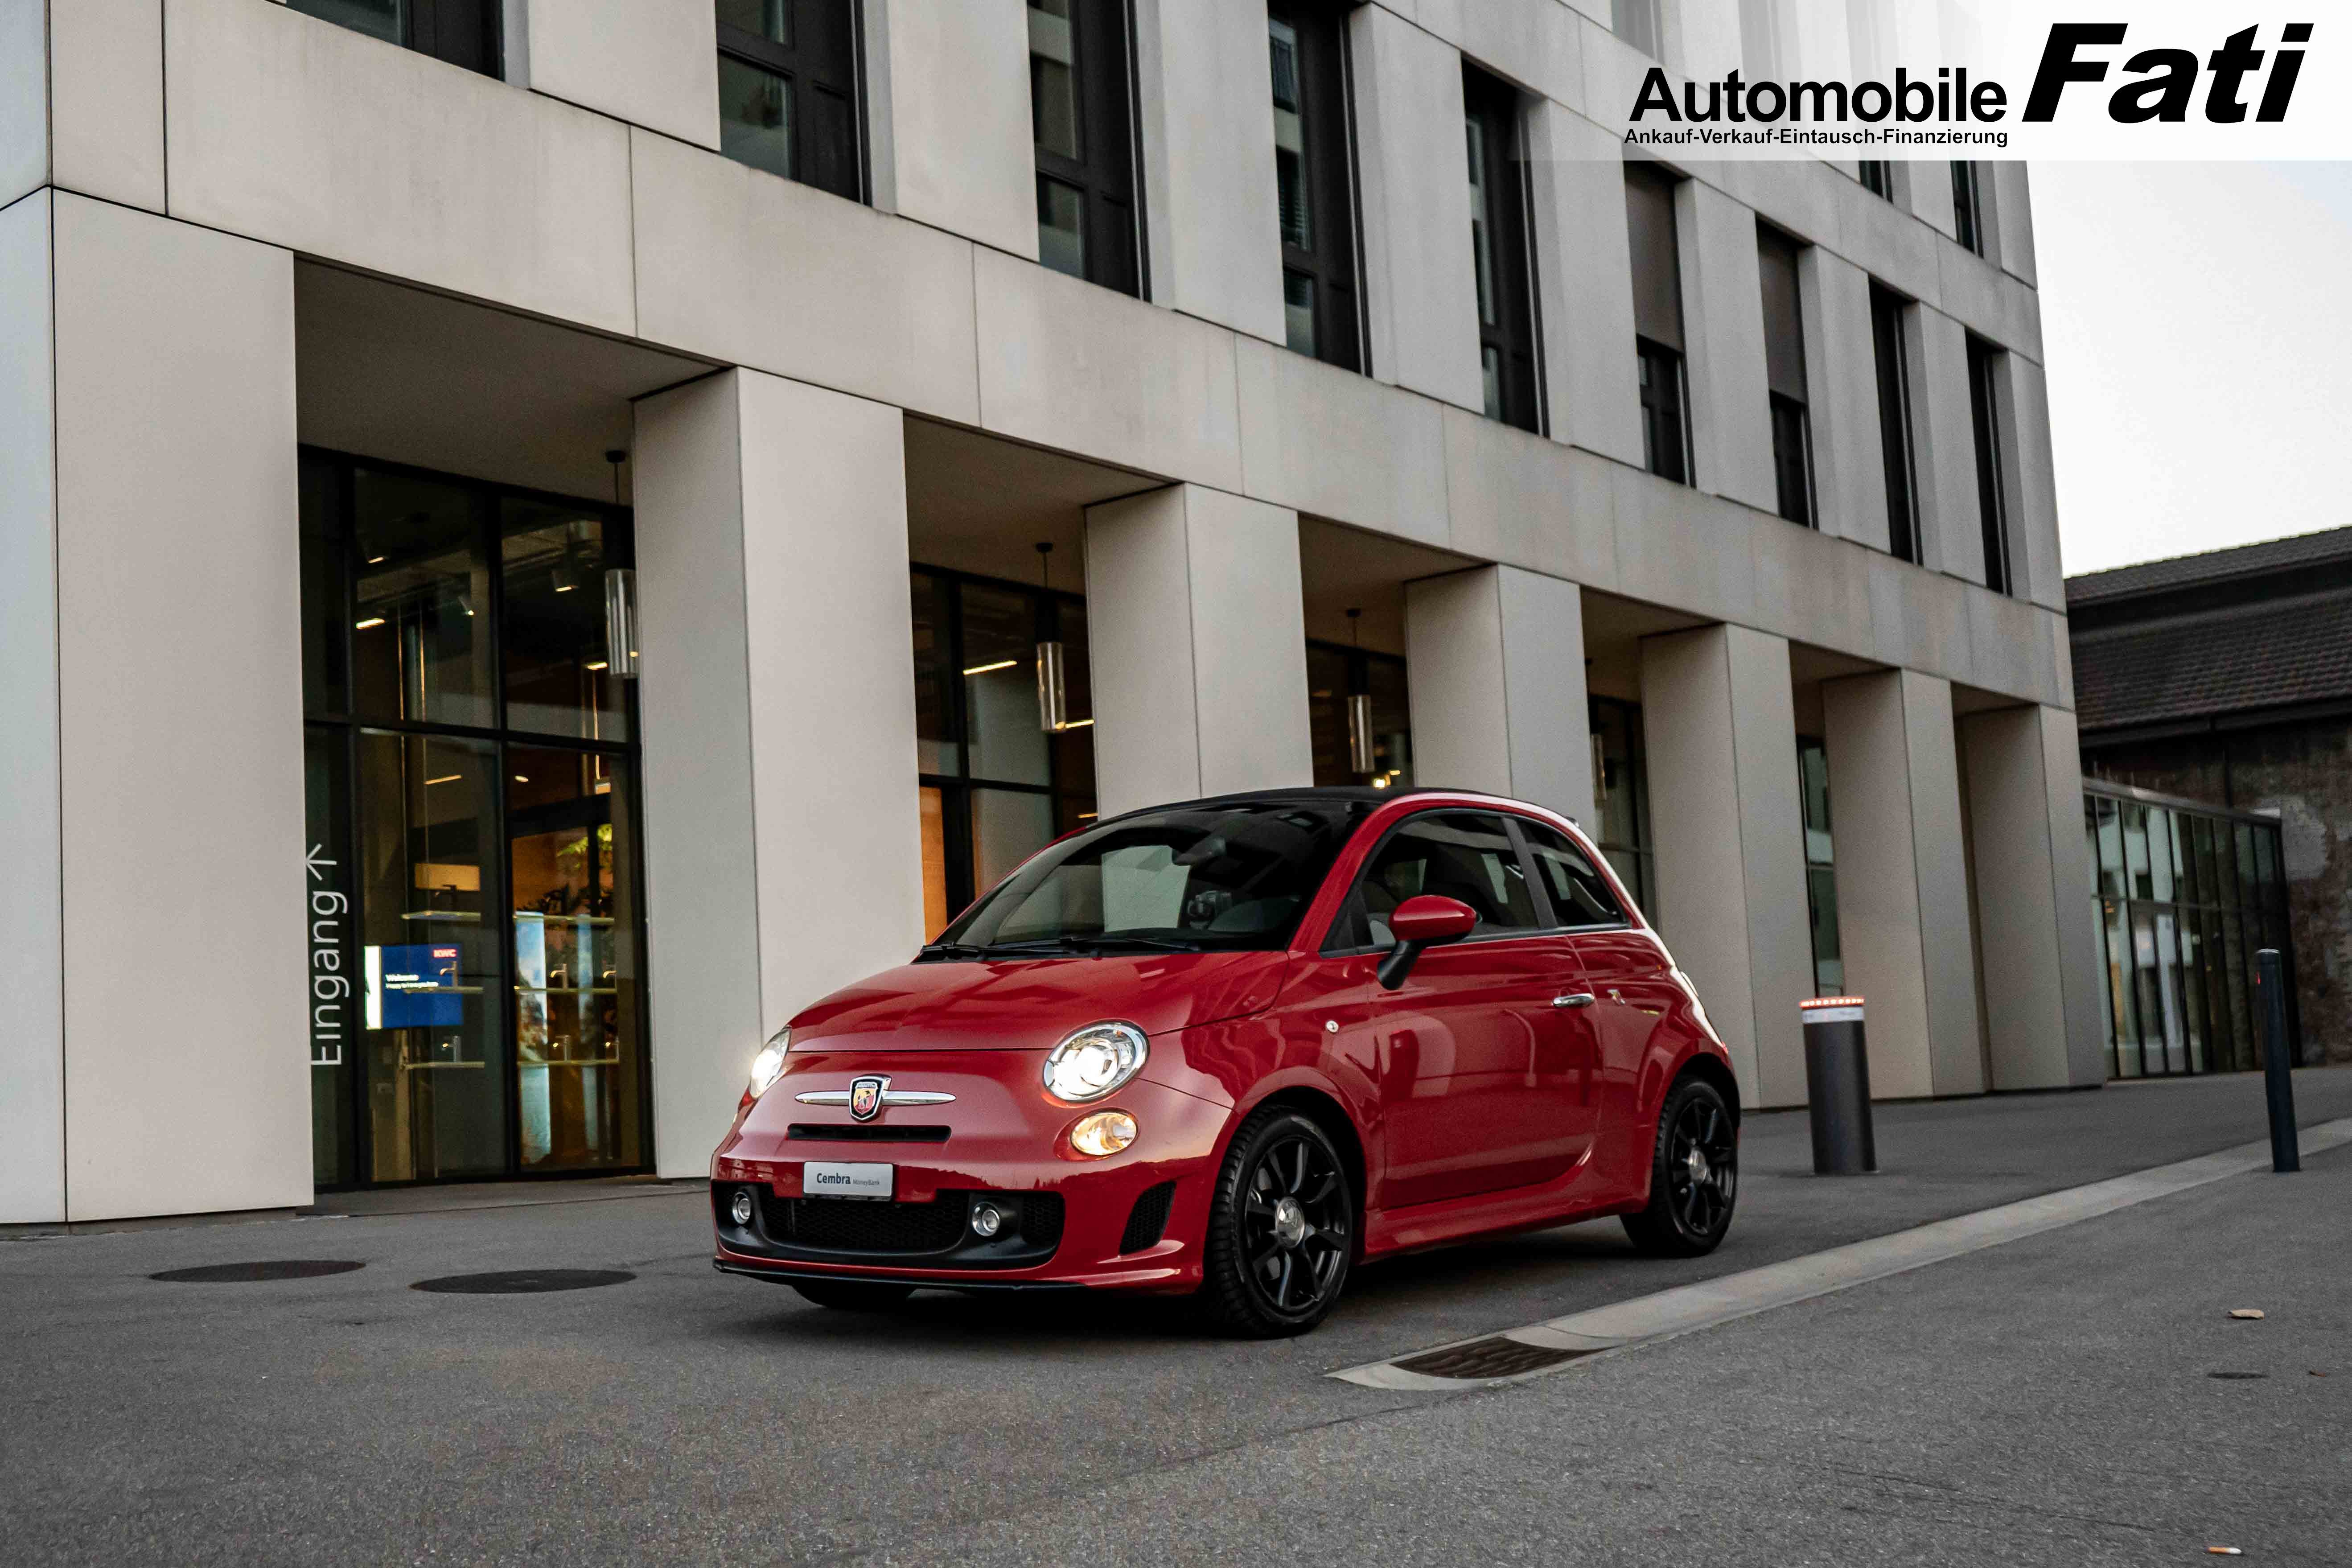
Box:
711 1051 1230 1292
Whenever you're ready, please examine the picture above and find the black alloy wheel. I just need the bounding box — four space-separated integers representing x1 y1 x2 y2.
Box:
1203 1109 1354 1338
790 1280 916 1313
1623 1075 1739 1256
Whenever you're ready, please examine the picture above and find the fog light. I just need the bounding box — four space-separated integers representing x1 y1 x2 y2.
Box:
1069 1110 1137 1157
729 1189 756 1226
970 1202 1005 1239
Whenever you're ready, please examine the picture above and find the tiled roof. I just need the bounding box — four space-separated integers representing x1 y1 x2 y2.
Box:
2072 590 2352 733
2067 525 2352 606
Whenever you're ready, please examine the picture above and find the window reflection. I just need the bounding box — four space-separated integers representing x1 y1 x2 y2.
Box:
510 748 643 1170
501 499 628 741
353 469 493 729
358 730 506 1182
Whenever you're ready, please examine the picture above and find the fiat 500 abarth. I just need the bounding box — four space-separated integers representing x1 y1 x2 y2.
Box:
712 787 1739 1337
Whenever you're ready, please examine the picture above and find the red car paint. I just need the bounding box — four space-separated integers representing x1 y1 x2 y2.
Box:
712 789 1737 1295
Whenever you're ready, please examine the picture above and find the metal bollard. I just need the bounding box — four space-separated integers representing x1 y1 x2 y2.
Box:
2257 948 2299 1173
1800 996 1876 1175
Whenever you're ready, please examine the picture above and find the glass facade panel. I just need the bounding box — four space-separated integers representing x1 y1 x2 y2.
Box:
1590 697 1656 917
973 788 1057 896
509 748 644 1171
353 468 493 729
1307 640 1412 790
961 582 1052 787
717 54 794 179
2085 786 2294 1080
1797 738 1840 994
304 449 646 1189
358 729 508 1182
501 499 628 742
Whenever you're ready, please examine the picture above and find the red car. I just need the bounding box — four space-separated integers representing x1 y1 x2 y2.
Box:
711 787 1739 1337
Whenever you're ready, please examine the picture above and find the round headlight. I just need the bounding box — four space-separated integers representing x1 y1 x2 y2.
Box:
1042 1021 1148 1103
1068 1110 1137 1158
745 1029 789 1101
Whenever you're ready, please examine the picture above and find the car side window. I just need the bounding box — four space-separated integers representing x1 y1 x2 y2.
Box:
1518 820 1628 928
1328 811 1542 951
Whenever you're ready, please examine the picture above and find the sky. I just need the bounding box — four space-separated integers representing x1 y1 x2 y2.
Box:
2032 161 2352 577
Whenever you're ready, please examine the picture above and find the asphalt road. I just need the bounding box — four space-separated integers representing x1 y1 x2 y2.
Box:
3 1068 2346 1566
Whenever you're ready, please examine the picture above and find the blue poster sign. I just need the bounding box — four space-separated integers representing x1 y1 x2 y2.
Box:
366 944 463 1029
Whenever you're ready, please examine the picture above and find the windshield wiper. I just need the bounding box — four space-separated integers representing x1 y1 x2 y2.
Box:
979 934 1205 956
917 940 989 960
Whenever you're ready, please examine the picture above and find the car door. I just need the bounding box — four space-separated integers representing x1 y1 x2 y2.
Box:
1516 819 1673 1185
1504 815 1610 1173
1349 811 1581 1208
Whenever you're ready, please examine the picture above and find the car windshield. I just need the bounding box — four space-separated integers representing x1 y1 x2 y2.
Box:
933 800 1369 955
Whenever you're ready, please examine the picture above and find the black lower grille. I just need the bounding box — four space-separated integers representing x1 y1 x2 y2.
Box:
731 1187 1065 1271
767 1192 969 1253
1019 1192 1066 1250
1119 1181 1176 1254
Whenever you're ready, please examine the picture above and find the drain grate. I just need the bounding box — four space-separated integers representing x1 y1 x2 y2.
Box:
411 1268 634 1295
150 1260 365 1283
2207 1371 2268 1380
1392 1335 1601 1380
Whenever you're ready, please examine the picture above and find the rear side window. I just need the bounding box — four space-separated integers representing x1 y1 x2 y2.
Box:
1327 811 1541 951
1519 820 1628 927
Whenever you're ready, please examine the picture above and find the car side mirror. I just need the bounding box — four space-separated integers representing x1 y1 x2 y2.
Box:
1377 895 1479 991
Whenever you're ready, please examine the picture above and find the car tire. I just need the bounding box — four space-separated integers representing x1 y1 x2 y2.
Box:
1622 1074 1739 1257
790 1280 917 1313
1201 1108 1354 1338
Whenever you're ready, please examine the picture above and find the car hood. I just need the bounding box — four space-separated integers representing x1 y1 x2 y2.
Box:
787 950 1292 1049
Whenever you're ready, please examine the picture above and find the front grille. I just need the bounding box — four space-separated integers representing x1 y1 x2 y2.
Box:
765 1191 970 1254
1119 1181 1176 1254
1018 1193 1066 1249
786 1124 951 1144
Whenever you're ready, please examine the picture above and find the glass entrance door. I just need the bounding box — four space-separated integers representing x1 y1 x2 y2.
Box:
301 449 650 1188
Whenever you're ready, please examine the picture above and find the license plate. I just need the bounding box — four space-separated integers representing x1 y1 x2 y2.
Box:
802 1161 894 1201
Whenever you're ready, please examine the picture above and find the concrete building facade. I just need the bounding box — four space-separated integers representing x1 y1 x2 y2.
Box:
1 0 2097 1223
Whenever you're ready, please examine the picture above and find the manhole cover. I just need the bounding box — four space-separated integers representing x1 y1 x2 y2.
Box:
1393 1335 1600 1380
2208 1371 2268 1380
411 1268 634 1294
150 1260 365 1283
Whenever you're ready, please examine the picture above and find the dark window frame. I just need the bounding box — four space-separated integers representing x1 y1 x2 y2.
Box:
1636 336 1692 485
715 0 868 203
1870 282 1923 564
1626 164 1693 486
1463 64 1543 433
1757 223 1815 528
1967 333 2013 595
1951 160 1987 255
1029 0 1145 296
1269 0 1366 372
1858 160 1894 201
285 0 501 76
297 445 652 1193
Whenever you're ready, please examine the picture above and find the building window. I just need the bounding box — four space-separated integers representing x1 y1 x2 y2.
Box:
1464 66 1541 433
1797 737 1841 995
1951 160 1988 255
1858 160 1894 200
1589 697 1657 916
1626 165 1691 484
2085 790 2297 1079
1967 335 2013 595
285 0 499 75
1307 642 1413 789
911 567 1098 938
1757 225 1814 528
1870 282 1922 564
1269 2 1363 371
1029 0 1141 294
716 0 864 202
1613 0 1662 58
298 450 650 1189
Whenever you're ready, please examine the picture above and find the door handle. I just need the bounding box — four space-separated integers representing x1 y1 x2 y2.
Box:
1553 993 1597 1008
